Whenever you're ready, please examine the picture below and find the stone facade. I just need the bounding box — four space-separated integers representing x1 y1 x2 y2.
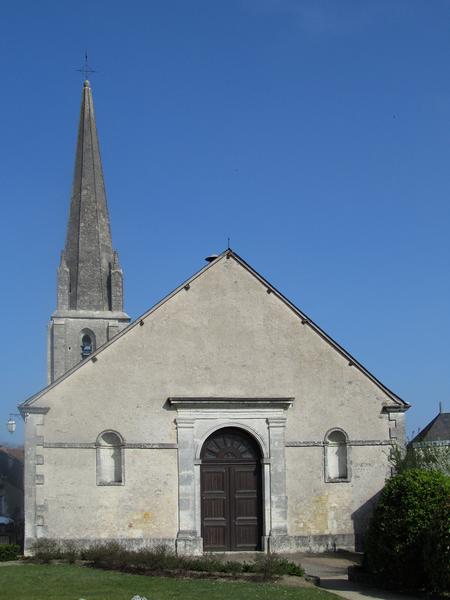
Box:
21 252 408 554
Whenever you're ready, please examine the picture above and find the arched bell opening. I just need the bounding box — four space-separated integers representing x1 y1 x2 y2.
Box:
200 427 263 551
80 329 96 360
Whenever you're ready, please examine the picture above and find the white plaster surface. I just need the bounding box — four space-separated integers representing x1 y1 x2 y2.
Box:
23 255 405 553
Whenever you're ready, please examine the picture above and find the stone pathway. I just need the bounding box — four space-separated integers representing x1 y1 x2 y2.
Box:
287 553 420 600
213 552 421 600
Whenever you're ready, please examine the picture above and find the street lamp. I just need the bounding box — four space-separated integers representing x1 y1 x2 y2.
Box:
6 414 21 434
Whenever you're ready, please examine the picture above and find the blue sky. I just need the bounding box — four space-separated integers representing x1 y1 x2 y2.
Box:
1 0 449 443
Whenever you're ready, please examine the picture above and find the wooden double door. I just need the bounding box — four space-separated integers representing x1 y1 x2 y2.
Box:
201 428 262 551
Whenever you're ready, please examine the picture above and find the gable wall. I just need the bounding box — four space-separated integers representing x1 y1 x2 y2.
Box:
28 256 400 547
37 257 395 440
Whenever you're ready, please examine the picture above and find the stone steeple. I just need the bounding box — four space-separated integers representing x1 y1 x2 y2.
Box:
48 81 129 383
58 80 122 312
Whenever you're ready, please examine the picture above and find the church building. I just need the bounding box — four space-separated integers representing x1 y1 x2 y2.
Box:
20 81 409 555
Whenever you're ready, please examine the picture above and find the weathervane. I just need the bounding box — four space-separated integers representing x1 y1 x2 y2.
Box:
76 51 97 81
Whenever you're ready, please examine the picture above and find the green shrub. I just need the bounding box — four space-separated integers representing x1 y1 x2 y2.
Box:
32 538 84 563
30 538 62 563
0 544 20 561
29 539 304 580
82 541 130 568
423 494 450 593
253 553 304 579
60 540 81 564
272 557 304 577
82 542 303 579
364 469 450 592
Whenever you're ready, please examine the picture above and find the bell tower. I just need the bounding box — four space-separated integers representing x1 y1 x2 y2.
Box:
48 80 130 382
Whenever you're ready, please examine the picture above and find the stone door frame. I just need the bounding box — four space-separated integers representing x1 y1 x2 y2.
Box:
168 397 294 555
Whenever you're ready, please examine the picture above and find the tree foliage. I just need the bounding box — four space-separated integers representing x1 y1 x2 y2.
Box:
390 443 450 476
364 469 450 592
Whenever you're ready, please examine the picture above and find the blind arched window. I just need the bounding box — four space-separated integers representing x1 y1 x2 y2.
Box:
96 431 124 485
325 429 349 481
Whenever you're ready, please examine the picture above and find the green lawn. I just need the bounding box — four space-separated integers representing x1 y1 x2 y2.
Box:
0 564 340 600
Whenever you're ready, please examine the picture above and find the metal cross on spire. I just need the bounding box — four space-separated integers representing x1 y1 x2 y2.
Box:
76 51 97 81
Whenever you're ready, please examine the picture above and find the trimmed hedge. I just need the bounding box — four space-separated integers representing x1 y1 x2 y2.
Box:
364 469 450 593
0 544 20 561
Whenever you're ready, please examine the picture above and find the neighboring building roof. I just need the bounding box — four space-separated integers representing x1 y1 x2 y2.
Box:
0 446 24 463
410 412 450 445
19 249 410 412
0 446 24 492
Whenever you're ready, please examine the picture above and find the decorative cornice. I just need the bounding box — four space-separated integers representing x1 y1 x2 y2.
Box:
20 407 49 416
52 309 130 320
382 405 409 413
169 397 294 410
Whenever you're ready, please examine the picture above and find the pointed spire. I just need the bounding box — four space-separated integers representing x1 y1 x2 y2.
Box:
62 80 122 311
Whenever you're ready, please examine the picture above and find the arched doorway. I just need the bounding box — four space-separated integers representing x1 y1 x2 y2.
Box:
200 427 262 551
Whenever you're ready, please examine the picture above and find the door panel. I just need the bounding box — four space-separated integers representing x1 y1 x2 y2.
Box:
231 464 260 550
201 466 229 551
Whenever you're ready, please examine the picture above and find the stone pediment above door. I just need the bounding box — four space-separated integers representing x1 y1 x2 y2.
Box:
168 397 293 407
168 396 294 460
168 396 294 414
